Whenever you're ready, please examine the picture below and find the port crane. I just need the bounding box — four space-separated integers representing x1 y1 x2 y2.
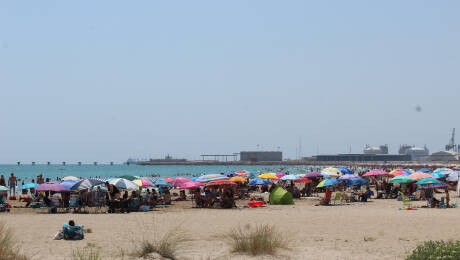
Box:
445 128 459 153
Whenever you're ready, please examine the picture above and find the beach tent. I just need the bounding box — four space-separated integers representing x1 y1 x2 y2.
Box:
269 186 294 205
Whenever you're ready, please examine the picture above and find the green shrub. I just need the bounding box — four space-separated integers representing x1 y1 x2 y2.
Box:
406 240 460 260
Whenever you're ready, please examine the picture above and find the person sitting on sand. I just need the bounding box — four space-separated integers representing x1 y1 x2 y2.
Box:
360 187 372 202
319 188 332 205
55 220 84 240
19 189 32 203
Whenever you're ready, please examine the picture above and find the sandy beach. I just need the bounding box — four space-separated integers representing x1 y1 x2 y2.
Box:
3 196 460 260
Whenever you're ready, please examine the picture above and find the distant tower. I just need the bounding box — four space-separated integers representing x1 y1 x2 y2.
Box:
17 162 20 166
298 137 302 159
93 162 98 166
32 162 35 165
78 162 82 166
62 162 66 166
47 162 51 165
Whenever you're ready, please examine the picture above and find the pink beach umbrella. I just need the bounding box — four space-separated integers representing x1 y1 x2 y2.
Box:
172 177 191 187
276 173 287 178
408 172 433 180
362 170 389 177
179 181 204 189
35 182 69 193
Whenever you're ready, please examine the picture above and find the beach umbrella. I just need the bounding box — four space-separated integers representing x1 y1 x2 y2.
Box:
205 180 237 187
294 177 312 183
362 170 389 177
321 167 341 177
446 171 459 182
189 177 198 181
249 178 272 186
179 181 203 189
225 172 239 177
338 174 360 180
390 175 415 184
133 179 154 187
118 175 136 181
415 178 441 185
404 169 415 174
109 178 139 190
304 172 323 178
345 177 369 187
235 170 251 177
59 180 79 190
163 178 173 183
417 168 432 173
432 168 450 174
408 172 433 180
316 179 340 188
171 177 191 187
36 182 69 193
155 180 173 187
195 174 228 183
20 183 40 189
258 173 279 180
61 176 80 181
229 176 247 183
280 175 301 181
0 186 8 191
276 173 287 178
338 167 353 175
71 178 105 191
430 172 446 179
389 169 411 177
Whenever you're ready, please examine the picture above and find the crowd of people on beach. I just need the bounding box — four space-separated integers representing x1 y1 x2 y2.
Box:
1 165 460 215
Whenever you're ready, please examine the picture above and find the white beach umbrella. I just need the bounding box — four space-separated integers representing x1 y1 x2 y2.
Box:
109 178 139 190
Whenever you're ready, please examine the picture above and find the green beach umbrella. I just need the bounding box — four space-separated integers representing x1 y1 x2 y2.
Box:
390 175 415 184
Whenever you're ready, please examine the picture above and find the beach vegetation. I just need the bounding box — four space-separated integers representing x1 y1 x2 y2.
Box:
363 236 376 242
84 228 93 234
134 227 189 260
0 222 28 260
406 240 460 260
71 247 101 260
219 224 289 256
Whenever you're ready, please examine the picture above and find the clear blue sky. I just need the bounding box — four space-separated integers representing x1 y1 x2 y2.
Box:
1 1 459 163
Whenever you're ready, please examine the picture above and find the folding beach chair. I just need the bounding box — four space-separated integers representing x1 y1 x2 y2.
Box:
400 193 412 209
333 192 342 205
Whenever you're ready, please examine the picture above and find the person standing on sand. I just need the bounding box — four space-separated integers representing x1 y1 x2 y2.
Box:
8 173 17 195
0 175 6 187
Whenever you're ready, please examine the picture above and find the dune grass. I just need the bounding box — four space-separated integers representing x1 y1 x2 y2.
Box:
406 240 460 260
134 227 189 260
0 222 28 260
219 224 289 256
71 247 101 260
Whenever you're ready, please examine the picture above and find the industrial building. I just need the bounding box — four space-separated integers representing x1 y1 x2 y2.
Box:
363 145 388 154
313 154 410 162
240 151 282 162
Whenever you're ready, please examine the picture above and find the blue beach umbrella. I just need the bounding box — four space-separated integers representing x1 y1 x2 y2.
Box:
338 174 360 180
344 177 369 187
249 178 272 186
338 167 353 175
59 180 79 190
430 172 446 179
317 179 340 188
20 183 40 189
417 168 432 173
155 180 173 187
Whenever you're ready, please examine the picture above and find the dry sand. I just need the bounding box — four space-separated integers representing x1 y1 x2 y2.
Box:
2 196 460 260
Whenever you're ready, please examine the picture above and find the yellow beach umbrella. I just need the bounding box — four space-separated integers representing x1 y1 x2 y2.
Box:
258 173 279 180
321 167 341 177
229 176 247 183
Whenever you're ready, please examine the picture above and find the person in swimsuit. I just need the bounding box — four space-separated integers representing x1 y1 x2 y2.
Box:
8 173 17 196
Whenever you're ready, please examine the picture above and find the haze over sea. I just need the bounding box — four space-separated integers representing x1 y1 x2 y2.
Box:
0 164 317 182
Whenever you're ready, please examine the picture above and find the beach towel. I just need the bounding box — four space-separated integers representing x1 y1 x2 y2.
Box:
269 186 294 205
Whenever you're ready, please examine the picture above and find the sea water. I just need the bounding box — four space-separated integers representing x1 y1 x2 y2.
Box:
0 164 323 182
